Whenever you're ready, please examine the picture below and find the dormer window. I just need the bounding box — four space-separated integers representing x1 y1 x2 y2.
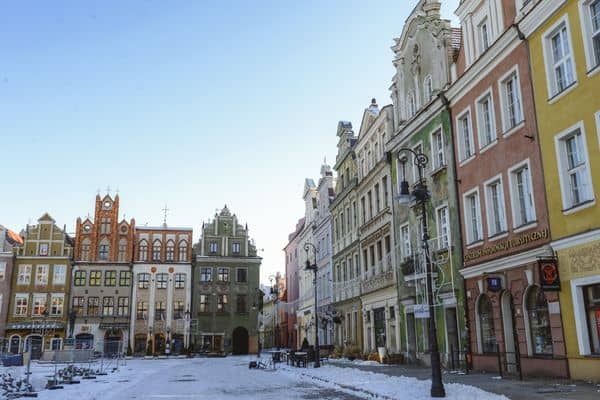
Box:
478 18 490 55
407 91 416 118
423 75 433 102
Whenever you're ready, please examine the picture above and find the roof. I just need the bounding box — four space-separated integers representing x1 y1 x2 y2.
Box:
5 228 23 245
136 226 193 231
450 27 461 50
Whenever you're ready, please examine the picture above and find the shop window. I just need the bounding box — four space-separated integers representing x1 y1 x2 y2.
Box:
585 283 600 353
525 285 553 355
477 294 497 353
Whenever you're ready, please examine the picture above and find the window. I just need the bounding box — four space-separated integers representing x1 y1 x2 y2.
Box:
431 128 445 169
423 75 433 102
81 239 91 261
173 301 185 319
500 70 523 132
209 242 219 254
17 265 31 285
477 295 496 353
236 294 247 313
545 20 576 96
458 111 474 161
400 224 411 259
119 271 131 286
218 267 229 282
436 206 450 249
407 91 416 118
178 241 188 261
584 283 600 353
485 178 507 236
199 295 210 312
477 92 496 147
32 293 46 316
156 273 168 289
89 270 101 286
382 176 389 208
509 161 536 227
39 243 49 256
525 286 553 355
117 297 129 316
15 294 28 316
72 296 84 316
464 189 483 244
100 218 111 234
98 241 109 261
478 18 490 54
52 265 66 285
556 125 594 209
361 197 366 225
0 262 4 281
152 240 161 261
74 270 86 286
581 0 600 71
155 301 166 320
138 273 150 289
165 240 175 261
138 240 148 261
232 242 241 254
50 294 64 316
118 239 127 262
217 294 228 312
374 184 381 214
236 268 248 283
104 270 117 286
88 297 100 316
102 297 114 316
200 267 212 282
174 273 185 289
367 191 373 220
35 265 48 285
136 301 148 320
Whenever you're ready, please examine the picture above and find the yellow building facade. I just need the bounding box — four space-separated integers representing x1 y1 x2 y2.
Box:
521 0 600 381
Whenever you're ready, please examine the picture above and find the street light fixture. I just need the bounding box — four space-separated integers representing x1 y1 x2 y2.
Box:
304 242 320 368
396 148 445 398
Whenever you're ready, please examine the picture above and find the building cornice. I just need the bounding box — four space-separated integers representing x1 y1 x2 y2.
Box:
551 229 600 251
519 0 567 38
459 245 553 279
195 256 262 264
386 97 445 151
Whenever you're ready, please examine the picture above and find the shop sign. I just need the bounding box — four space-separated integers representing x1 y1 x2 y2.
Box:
464 229 549 262
414 304 430 319
487 276 502 292
80 325 90 333
539 259 560 291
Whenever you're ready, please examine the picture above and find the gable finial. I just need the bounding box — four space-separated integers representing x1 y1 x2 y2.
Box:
162 204 170 227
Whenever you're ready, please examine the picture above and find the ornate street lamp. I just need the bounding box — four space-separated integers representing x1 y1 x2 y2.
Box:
396 148 445 398
304 242 320 368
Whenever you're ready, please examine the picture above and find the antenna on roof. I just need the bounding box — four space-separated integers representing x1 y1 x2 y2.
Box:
162 204 170 227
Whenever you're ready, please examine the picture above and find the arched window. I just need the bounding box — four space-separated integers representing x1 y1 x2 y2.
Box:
165 240 175 261
152 240 162 261
81 238 91 261
138 240 148 261
118 239 127 262
423 75 433 102
407 91 416 118
477 294 496 353
525 285 553 355
178 240 188 262
98 238 110 261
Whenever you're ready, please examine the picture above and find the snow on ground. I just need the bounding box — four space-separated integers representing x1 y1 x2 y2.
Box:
1 356 509 400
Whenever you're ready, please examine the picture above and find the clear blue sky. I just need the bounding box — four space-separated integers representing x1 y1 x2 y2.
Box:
0 0 459 283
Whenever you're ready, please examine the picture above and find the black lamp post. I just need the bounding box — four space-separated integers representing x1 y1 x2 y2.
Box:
184 309 191 351
396 148 445 398
304 242 320 368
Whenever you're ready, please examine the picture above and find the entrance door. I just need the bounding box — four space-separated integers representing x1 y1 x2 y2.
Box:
445 307 459 368
154 334 165 355
406 313 417 361
75 333 94 350
27 335 43 359
373 307 386 348
501 292 517 374
214 335 223 352
104 330 122 356
232 327 249 355
9 336 20 354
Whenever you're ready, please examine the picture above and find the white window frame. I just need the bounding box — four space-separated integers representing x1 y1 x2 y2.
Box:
498 65 524 136
400 223 411 259
407 91 417 118
35 265 49 286
430 125 445 170
32 293 47 316
595 110 600 148
478 17 490 55
50 293 64 316
579 0 600 74
571 275 600 355
463 187 483 245
456 107 475 165
542 15 578 101
17 265 31 285
52 264 66 285
483 174 508 238
423 75 433 103
475 88 497 150
507 158 537 231
14 293 28 316
554 121 595 213
435 204 450 249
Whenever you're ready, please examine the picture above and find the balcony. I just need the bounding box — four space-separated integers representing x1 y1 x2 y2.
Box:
333 279 360 302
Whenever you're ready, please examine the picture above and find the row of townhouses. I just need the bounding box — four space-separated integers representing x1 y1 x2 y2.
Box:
0 197 261 359
283 0 600 382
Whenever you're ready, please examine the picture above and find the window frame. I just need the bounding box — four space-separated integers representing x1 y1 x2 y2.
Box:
174 273 186 289
236 268 248 283
498 66 525 136
104 270 117 287
74 270 86 286
200 267 212 282
217 267 229 282
507 158 537 230
89 270 102 286
117 296 129 316
400 223 411 260
475 88 497 149
463 187 484 246
119 271 132 286
52 264 66 285
35 264 49 286
483 174 508 238
17 264 31 285
430 126 446 170
102 296 115 316
137 273 150 289
87 297 100 316
435 204 450 249
50 293 64 316
156 273 168 289
542 15 578 100
456 107 475 164
579 0 600 74
14 293 28 316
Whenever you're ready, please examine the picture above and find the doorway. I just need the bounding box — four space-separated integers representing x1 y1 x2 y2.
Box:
501 291 517 374
406 312 417 361
232 327 249 355
445 307 459 368
104 330 122 356
26 335 43 359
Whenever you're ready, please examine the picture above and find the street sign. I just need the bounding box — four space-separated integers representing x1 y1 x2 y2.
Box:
414 304 430 319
